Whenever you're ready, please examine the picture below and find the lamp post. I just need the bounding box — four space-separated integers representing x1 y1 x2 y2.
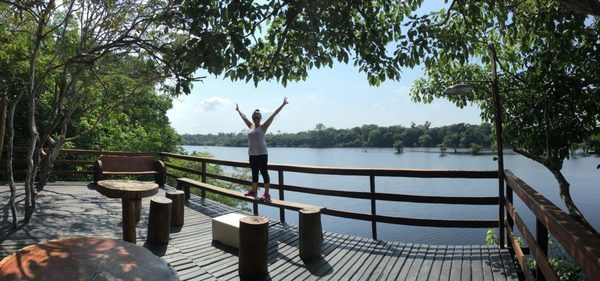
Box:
444 44 505 248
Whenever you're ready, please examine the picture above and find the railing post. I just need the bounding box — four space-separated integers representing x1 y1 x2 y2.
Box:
506 183 514 234
278 170 285 223
370 175 377 241
200 161 207 198
499 170 506 249
201 161 207 183
536 219 549 281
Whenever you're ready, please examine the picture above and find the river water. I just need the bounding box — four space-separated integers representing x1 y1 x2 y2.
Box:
182 145 600 245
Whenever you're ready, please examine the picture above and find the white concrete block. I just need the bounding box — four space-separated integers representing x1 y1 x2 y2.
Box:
212 213 248 248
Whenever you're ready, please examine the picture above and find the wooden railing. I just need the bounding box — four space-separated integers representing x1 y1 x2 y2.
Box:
0 147 158 177
160 152 500 241
504 170 600 281
4 148 600 281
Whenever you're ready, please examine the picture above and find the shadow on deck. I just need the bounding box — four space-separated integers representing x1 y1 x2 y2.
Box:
0 182 519 281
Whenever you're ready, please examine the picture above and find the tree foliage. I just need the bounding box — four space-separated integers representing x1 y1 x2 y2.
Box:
0 0 192 224
407 0 600 235
181 122 493 149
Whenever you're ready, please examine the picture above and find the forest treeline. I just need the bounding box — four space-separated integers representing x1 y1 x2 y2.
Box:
181 122 495 149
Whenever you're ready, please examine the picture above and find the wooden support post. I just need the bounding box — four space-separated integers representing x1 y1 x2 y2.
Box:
122 198 137 243
506 184 514 230
176 181 190 201
536 219 549 281
253 202 259 215
201 161 207 183
166 190 185 226
147 197 172 245
135 199 142 223
299 208 322 261
370 175 378 240
239 216 269 279
278 170 285 223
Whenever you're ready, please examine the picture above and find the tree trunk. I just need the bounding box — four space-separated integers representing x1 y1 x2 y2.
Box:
514 148 600 238
36 139 63 191
0 95 7 157
7 95 21 228
551 168 600 237
36 91 77 191
23 1 54 223
24 85 39 222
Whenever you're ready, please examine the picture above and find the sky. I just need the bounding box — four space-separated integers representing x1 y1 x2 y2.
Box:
167 63 483 135
167 2 483 135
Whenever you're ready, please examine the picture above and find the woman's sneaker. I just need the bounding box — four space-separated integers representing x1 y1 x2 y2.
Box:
259 193 271 202
244 190 257 197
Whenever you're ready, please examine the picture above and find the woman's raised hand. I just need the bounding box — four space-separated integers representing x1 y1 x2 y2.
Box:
235 103 240 111
282 97 288 106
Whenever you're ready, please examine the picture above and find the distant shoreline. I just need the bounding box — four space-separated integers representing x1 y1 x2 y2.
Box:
182 144 600 157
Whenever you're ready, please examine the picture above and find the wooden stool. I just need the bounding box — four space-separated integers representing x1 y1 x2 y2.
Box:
147 197 172 244
299 208 323 260
166 190 185 226
239 216 269 278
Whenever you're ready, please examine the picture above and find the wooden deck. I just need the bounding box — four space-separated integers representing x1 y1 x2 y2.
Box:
0 182 519 280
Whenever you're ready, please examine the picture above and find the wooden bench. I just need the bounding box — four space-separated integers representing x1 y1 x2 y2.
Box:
94 155 166 186
175 177 324 212
175 177 325 260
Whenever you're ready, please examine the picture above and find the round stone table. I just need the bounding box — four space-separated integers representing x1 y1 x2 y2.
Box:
0 237 179 280
96 180 159 243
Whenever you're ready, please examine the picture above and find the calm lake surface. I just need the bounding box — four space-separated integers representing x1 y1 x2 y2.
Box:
183 145 600 245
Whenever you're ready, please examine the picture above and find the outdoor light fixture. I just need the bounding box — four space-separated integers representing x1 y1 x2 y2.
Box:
443 43 506 248
442 83 475 95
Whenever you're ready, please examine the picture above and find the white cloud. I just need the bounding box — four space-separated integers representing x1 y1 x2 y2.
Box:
198 96 232 112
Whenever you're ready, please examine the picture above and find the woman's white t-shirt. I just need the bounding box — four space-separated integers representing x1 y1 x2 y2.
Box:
247 126 268 155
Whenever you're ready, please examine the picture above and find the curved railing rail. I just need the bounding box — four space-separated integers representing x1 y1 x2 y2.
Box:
159 152 500 240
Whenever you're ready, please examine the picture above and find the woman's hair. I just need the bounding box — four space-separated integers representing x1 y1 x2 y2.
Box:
252 109 261 119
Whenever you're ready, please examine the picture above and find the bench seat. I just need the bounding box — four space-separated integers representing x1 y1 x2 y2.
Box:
175 177 324 212
94 155 166 186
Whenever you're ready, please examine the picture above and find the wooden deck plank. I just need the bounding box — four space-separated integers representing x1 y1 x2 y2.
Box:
300 233 363 280
489 246 509 281
425 245 447 281
337 237 383 280
363 240 404 280
500 248 520 281
379 243 416 280
460 245 472 281
0 182 522 281
437 244 455 281
292 232 350 281
449 245 463 281
481 245 495 281
354 239 397 281
470 245 484 281
416 244 438 281
322 236 375 280
405 244 431 281
395 243 421 280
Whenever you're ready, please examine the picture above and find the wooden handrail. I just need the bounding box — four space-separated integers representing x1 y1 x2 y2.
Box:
505 170 600 280
160 152 499 178
165 161 499 204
